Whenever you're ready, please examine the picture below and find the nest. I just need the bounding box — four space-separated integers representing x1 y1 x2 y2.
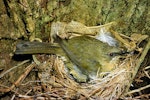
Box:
32 53 137 99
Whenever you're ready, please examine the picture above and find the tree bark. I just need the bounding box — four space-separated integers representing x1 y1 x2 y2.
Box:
0 0 149 40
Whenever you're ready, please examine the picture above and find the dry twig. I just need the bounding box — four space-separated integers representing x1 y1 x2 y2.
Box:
0 63 36 93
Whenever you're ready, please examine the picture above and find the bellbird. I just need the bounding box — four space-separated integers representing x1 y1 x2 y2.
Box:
15 36 121 82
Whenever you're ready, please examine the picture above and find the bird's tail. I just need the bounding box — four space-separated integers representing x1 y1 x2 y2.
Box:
15 41 64 55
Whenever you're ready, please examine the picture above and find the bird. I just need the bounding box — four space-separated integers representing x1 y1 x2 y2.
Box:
15 35 122 82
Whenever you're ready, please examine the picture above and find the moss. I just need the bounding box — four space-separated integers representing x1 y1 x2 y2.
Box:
1 0 149 40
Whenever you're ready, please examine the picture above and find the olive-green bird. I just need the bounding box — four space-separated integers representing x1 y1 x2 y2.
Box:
15 35 122 82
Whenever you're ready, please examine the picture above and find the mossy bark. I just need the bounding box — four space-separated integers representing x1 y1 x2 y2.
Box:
0 0 149 40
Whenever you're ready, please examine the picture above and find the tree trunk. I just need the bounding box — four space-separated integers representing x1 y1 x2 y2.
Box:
0 0 149 40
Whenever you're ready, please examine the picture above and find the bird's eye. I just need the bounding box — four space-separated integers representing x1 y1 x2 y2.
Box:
108 52 119 57
109 53 114 56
